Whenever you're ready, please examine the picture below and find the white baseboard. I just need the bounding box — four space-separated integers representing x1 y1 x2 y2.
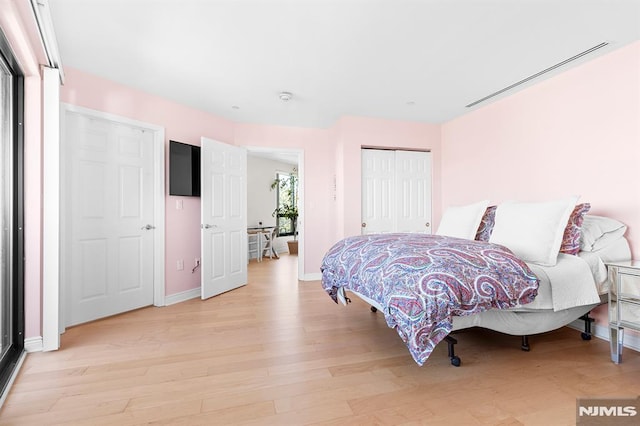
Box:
24 336 43 353
164 287 200 306
568 319 640 353
301 272 322 281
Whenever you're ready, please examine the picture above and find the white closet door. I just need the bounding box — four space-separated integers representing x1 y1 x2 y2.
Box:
361 149 395 234
395 150 432 233
361 149 431 235
64 112 155 326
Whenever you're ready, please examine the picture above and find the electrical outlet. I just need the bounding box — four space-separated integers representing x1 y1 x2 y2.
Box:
177 259 184 271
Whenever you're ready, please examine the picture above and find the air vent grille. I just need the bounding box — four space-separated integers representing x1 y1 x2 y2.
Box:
465 42 610 108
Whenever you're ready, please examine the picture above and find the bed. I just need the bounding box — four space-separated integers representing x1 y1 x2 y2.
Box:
320 198 631 366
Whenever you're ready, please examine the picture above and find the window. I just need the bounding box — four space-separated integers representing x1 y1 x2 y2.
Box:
274 171 298 237
0 26 25 397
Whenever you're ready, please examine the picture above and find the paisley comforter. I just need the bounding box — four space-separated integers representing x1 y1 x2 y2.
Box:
320 233 539 365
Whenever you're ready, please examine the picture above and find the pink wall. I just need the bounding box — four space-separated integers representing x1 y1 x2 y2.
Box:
441 41 640 257
234 117 443 273
234 123 335 273
23 76 43 340
60 71 445 288
441 41 640 327
61 68 236 296
1 0 47 340
334 116 443 238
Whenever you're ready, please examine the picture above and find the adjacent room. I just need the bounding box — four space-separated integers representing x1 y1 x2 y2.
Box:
0 0 638 424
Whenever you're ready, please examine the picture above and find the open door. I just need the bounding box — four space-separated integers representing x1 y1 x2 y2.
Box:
201 137 247 299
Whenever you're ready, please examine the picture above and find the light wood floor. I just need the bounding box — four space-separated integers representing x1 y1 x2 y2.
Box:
2 254 639 425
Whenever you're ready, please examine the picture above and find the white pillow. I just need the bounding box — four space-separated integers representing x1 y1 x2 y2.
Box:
436 200 490 240
580 215 627 252
489 197 579 266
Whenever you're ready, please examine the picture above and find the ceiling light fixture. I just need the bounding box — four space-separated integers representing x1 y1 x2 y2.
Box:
465 42 610 108
279 92 293 102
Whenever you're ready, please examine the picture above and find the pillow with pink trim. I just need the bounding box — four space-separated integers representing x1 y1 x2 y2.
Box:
475 205 497 242
559 203 591 255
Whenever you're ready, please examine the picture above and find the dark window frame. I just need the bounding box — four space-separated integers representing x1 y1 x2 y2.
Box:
275 172 297 237
0 25 25 397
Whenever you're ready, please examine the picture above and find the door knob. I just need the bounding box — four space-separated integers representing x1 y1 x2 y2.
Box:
141 224 155 230
202 224 216 229
361 222 367 228
425 222 430 227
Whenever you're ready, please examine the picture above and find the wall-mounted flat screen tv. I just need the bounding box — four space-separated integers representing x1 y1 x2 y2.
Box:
169 140 201 196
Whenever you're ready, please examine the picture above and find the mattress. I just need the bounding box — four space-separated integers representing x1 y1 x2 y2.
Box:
451 237 632 336
451 303 596 335
513 253 600 312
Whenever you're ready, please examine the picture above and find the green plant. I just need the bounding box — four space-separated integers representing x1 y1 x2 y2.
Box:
272 203 298 219
271 172 298 239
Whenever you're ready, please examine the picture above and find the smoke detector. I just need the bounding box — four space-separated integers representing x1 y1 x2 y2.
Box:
279 91 293 102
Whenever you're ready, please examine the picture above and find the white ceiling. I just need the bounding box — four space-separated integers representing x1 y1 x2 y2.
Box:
248 150 298 166
48 0 639 129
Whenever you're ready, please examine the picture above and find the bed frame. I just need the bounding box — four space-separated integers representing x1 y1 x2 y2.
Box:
329 230 631 368
357 290 602 367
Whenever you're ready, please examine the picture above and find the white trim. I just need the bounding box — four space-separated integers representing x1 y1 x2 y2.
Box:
29 0 65 83
24 336 44 353
568 320 640 353
164 288 200 306
42 67 60 351
297 151 305 281
151 124 166 308
0 351 26 409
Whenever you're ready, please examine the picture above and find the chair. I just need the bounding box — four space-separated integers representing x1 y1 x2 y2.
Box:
261 227 279 259
247 232 262 262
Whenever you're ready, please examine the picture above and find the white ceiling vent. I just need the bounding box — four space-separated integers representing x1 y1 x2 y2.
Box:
465 42 610 108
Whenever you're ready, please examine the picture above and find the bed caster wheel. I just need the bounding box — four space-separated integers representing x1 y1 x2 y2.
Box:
370 306 377 313
450 356 461 367
581 332 592 341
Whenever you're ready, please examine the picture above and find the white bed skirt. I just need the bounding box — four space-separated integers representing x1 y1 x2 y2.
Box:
339 287 599 337
451 303 598 336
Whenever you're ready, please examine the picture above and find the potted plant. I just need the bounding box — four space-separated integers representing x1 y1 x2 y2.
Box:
271 172 299 254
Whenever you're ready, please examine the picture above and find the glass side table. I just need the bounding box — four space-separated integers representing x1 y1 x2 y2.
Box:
607 260 640 363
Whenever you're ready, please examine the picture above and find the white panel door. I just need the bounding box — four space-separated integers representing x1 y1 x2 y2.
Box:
65 112 155 326
395 150 432 233
361 149 395 234
361 148 431 235
201 137 247 299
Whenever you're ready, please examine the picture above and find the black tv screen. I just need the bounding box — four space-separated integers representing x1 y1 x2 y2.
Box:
169 140 201 196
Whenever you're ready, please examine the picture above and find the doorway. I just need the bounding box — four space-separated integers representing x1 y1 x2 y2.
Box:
246 147 304 280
